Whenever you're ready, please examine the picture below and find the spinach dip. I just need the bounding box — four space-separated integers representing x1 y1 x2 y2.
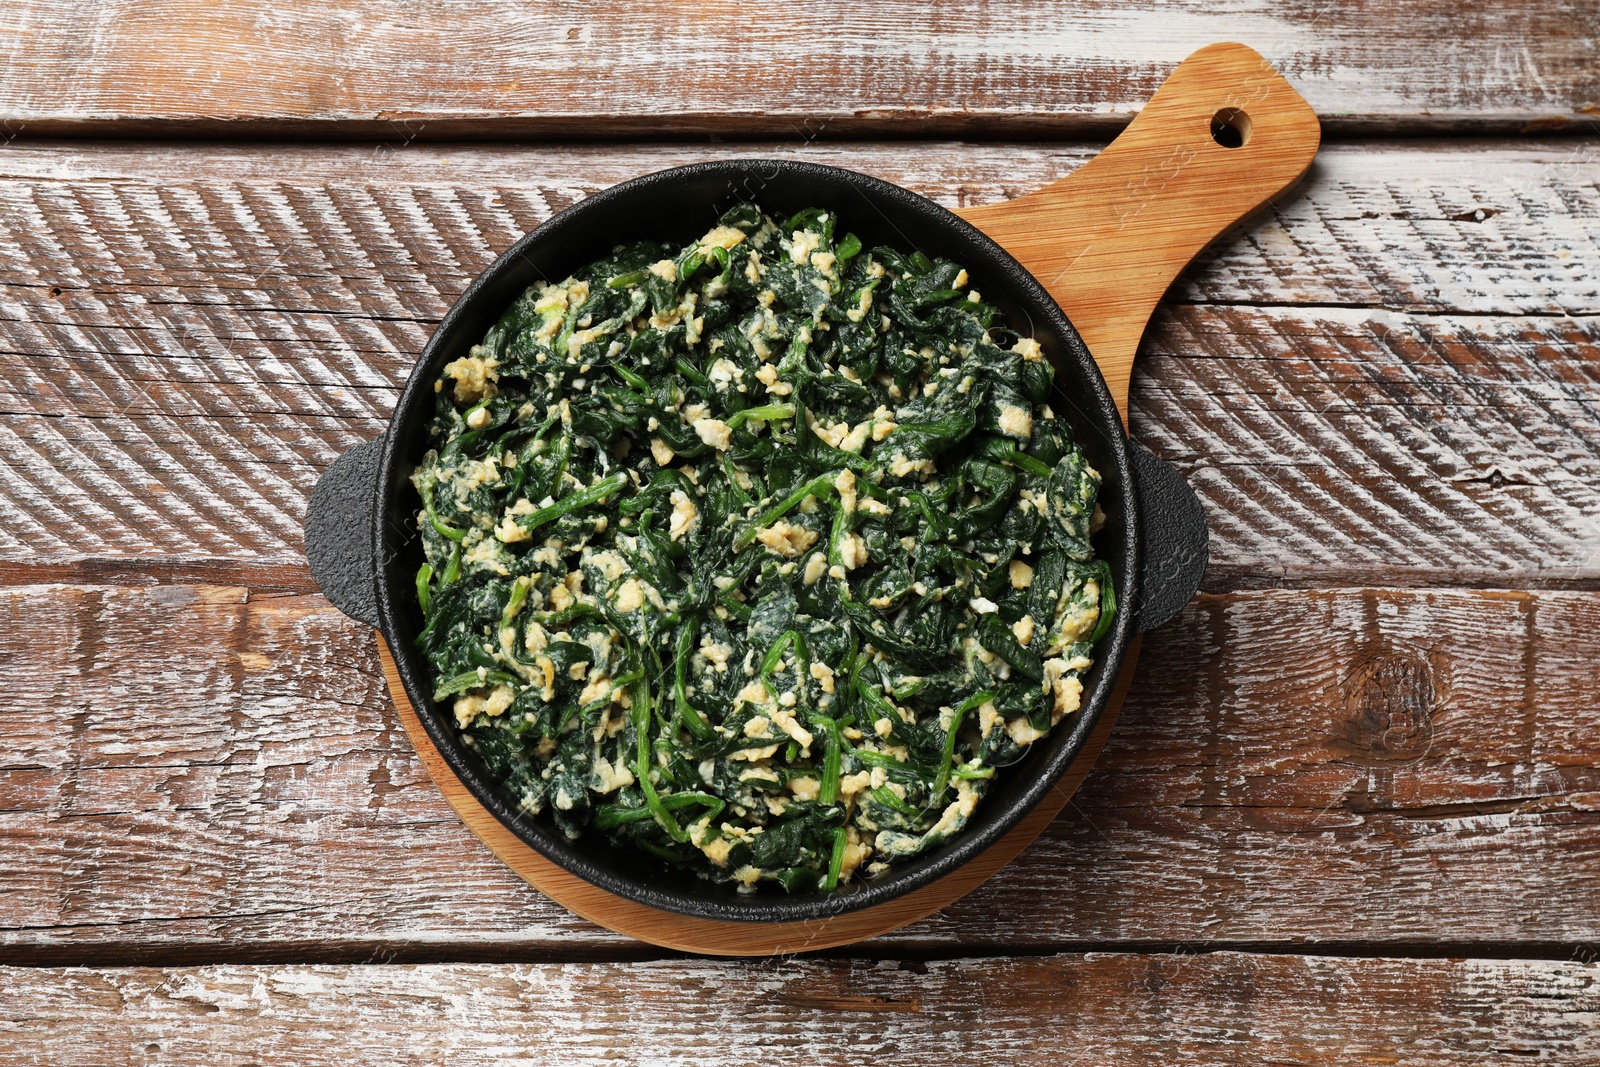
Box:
411 203 1112 893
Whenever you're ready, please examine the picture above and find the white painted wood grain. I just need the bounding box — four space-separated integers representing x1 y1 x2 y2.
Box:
0 140 1594 585
0 1 1595 135
3 584 1597 959
3 955 1598 1064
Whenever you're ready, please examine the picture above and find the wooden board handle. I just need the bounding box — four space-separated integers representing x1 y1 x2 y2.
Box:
957 42 1321 424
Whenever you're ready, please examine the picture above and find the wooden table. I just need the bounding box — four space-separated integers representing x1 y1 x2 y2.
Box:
2 3 1598 1061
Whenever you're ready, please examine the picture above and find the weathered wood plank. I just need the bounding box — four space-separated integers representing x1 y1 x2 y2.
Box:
1140 306 1600 589
0 140 1596 586
3 139 1596 315
1 1 1596 137
5 955 1599 1064
3 584 1597 960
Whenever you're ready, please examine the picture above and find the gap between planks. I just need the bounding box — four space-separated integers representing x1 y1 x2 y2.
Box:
8 117 1600 145
3 937 1599 971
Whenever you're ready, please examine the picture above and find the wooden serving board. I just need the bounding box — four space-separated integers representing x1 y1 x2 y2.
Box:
376 42 1320 955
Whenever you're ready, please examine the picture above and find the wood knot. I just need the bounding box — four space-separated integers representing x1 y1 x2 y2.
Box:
1341 646 1445 763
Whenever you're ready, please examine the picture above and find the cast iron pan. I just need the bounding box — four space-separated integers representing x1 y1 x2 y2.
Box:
304 43 1321 925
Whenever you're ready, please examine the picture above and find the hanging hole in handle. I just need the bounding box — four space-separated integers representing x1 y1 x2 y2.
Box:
1210 107 1252 148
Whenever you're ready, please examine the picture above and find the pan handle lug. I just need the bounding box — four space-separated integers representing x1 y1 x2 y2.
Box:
305 436 385 627
1128 440 1209 634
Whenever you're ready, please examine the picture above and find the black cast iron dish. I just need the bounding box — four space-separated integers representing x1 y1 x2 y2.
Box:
305 160 1208 923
